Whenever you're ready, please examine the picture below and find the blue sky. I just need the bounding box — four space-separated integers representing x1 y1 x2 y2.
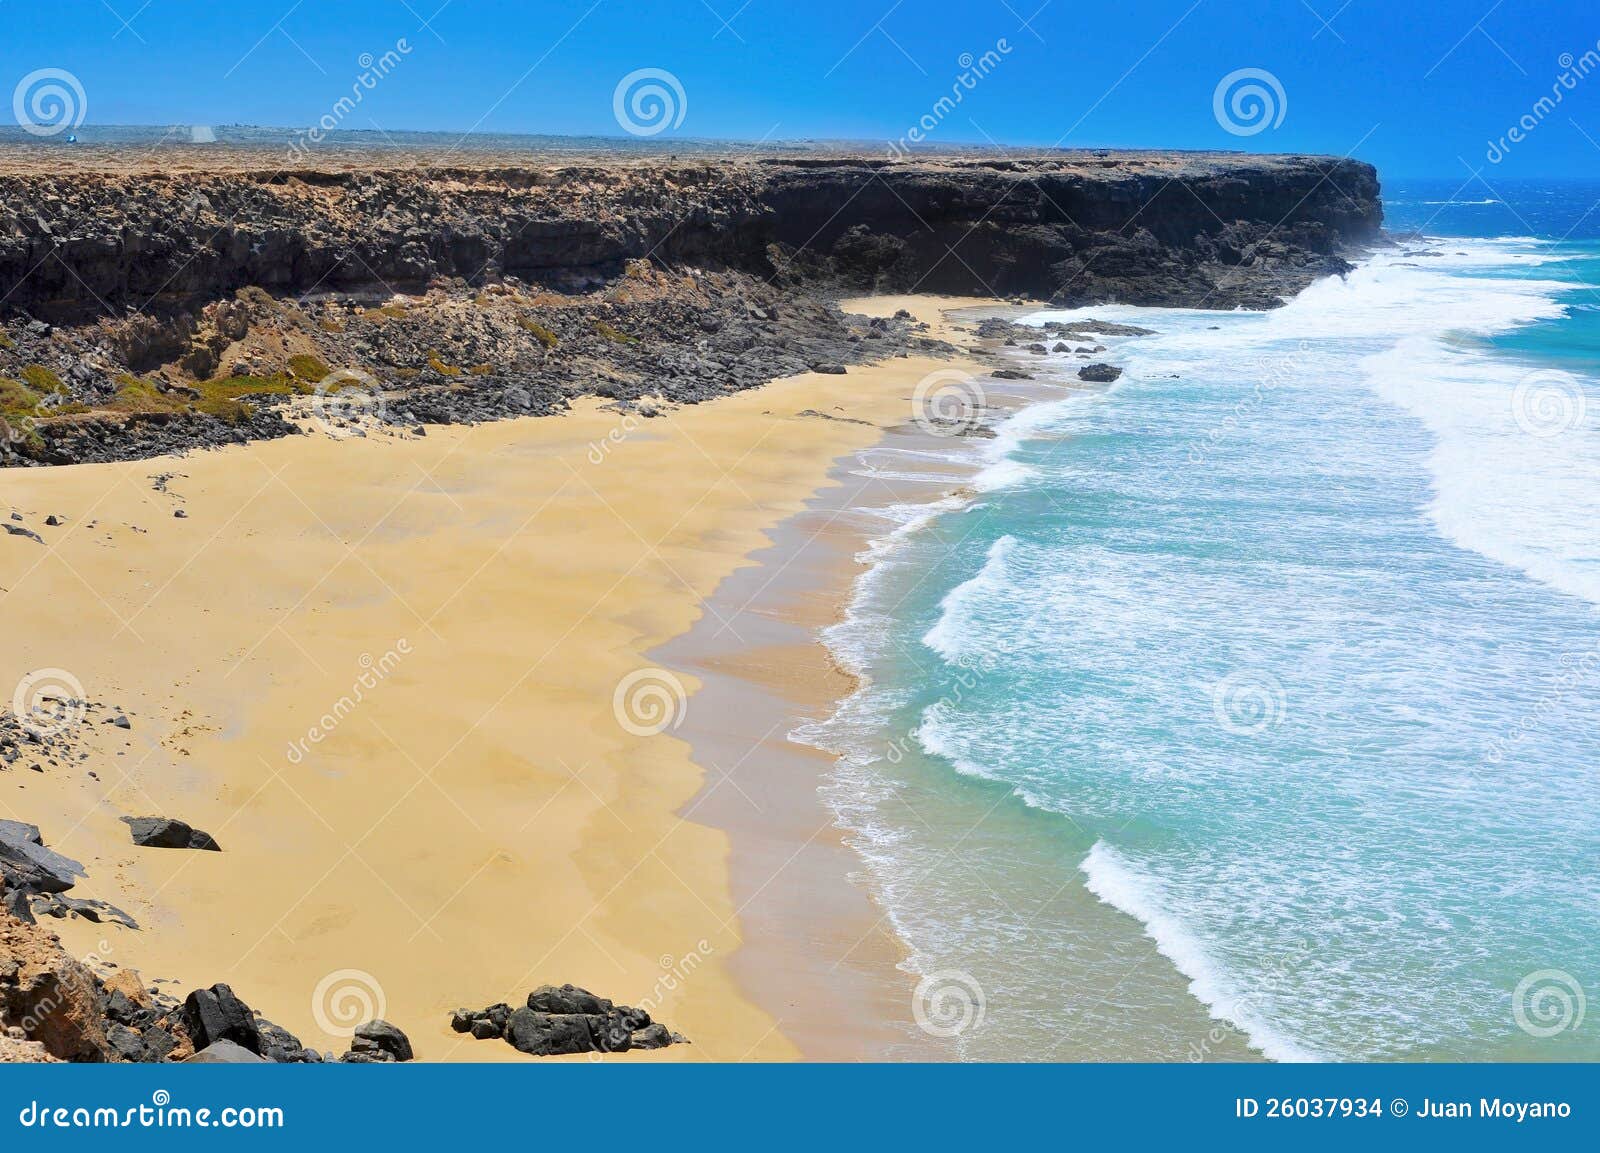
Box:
4 0 1597 177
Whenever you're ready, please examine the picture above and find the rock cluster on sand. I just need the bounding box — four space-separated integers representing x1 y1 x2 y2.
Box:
0 905 417 1064
3 817 418 1063
0 820 135 928
452 983 687 1056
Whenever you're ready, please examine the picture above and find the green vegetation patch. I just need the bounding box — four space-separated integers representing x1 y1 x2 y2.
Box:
517 317 559 348
0 378 40 420
19 364 65 394
194 397 252 424
288 354 332 383
199 373 310 399
592 321 635 344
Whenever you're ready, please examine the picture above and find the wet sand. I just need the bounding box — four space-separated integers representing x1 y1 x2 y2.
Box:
662 298 1060 1058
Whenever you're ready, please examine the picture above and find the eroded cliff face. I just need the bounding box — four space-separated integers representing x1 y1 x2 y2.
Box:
0 153 1380 322
0 151 1381 466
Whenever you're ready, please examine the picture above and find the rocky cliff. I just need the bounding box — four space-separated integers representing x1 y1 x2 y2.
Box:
1 152 1379 319
0 150 1381 465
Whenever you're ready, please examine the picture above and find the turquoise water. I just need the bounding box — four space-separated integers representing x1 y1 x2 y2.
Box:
805 181 1600 1061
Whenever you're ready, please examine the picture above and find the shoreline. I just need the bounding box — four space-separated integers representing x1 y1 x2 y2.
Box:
662 296 1063 1058
0 293 1008 1061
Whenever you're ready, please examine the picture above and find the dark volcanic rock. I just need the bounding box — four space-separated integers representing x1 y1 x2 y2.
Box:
504 1008 612 1056
0 821 86 895
463 984 684 1057
181 983 260 1053
350 1018 412 1062
1078 363 1123 383
120 816 221 851
526 982 612 1016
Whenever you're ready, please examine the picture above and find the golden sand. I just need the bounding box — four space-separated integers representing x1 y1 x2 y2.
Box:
0 295 996 1060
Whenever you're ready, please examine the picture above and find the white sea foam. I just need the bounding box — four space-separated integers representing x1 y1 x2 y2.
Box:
921 534 1018 661
1079 841 1327 1063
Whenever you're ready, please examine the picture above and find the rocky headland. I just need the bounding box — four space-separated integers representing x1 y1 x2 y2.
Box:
0 149 1381 466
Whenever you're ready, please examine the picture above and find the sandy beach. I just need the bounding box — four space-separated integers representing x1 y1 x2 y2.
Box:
0 294 998 1061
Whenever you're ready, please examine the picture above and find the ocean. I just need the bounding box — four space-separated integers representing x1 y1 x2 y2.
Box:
801 179 1600 1061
